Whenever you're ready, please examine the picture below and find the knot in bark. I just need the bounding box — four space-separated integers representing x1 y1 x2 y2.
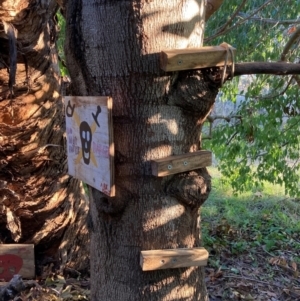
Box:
165 169 211 209
167 70 218 115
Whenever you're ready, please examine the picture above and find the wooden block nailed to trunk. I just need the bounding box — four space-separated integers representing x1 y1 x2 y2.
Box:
0 244 35 281
160 43 236 72
151 150 212 177
140 247 209 271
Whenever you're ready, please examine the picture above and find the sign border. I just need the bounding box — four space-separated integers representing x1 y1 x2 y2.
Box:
64 96 115 197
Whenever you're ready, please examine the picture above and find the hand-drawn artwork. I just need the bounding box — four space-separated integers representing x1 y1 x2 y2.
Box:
64 96 115 197
80 121 92 165
66 100 75 117
0 244 34 281
0 254 23 281
92 105 102 127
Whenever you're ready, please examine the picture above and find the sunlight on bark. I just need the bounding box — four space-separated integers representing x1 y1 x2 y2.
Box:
149 113 179 135
143 202 185 231
182 0 202 21
142 0 205 51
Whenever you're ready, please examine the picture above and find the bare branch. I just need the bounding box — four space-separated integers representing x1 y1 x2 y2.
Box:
205 0 274 43
233 62 300 76
203 115 241 140
226 131 239 146
281 26 300 61
210 0 248 37
279 26 300 87
223 275 285 289
253 76 294 100
293 75 300 87
207 115 242 123
237 13 300 25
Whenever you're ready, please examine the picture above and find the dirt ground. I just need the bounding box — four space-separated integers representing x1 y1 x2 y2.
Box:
206 247 300 301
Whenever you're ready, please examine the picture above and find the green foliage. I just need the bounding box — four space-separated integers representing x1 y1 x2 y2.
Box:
202 168 300 254
204 0 300 197
56 11 68 76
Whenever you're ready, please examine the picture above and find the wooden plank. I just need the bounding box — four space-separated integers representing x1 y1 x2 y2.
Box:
160 43 236 72
0 244 34 281
140 248 209 271
64 96 115 197
151 150 212 177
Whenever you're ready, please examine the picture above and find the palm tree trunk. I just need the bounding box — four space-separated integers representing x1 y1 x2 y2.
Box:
0 0 89 271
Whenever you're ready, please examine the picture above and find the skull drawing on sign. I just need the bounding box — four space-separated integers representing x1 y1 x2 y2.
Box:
80 121 92 165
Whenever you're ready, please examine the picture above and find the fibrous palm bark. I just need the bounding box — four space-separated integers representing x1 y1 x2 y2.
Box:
0 0 89 271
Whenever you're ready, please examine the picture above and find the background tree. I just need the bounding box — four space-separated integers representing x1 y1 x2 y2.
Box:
204 0 300 197
0 0 89 271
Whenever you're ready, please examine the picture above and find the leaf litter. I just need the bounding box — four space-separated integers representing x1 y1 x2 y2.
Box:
0 264 90 301
204 213 300 301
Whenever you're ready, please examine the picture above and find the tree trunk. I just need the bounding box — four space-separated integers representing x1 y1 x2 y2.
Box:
0 1 89 271
65 1 218 300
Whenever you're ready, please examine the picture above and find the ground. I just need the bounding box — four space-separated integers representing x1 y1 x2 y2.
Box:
0 168 299 300
205 167 300 301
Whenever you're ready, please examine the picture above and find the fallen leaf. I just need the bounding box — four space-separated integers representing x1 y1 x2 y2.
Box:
267 291 278 297
291 261 297 271
209 269 223 281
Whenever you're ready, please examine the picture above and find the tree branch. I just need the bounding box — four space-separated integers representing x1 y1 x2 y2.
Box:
279 26 300 87
253 76 294 100
281 26 300 61
205 0 274 43
293 75 300 86
205 0 225 21
237 13 300 25
207 115 242 123
203 115 242 140
233 62 300 76
209 0 248 37
226 131 239 146
223 275 286 289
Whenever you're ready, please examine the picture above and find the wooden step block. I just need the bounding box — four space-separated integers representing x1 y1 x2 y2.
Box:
151 150 212 177
160 43 236 72
0 244 35 281
140 247 209 271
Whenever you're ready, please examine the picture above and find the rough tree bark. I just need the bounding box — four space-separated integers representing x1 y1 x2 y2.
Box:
65 0 218 300
0 1 89 271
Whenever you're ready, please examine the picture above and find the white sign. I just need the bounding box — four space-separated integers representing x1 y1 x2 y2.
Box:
64 96 115 196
